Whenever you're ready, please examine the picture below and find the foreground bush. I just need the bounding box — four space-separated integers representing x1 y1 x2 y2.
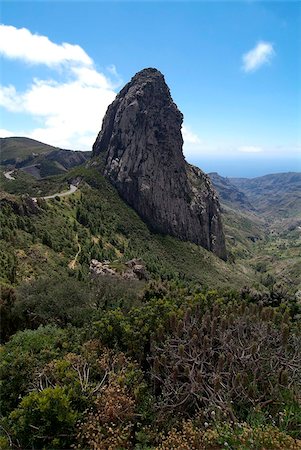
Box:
1 288 300 448
150 302 301 426
158 420 301 449
9 386 78 449
1 334 148 449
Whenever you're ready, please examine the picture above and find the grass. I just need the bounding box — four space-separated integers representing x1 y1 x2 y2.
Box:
0 137 58 163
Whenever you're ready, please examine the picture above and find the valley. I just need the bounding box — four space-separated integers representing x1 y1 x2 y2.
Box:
209 172 301 292
2 147 300 294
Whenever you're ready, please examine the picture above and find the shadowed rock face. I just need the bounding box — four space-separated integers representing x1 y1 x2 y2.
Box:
93 68 227 259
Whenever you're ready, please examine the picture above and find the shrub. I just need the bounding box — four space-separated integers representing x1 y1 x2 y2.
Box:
158 420 301 449
150 302 301 427
0 325 80 415
76 381 135 449
9 386 78 448
15 274 92 328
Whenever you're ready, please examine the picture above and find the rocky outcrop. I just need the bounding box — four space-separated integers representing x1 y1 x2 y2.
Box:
93 68 227 259
90 258 149 280
0 192 41 216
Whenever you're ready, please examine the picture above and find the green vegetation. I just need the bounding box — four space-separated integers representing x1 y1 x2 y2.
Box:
1 285 300 448
1 162 300 449
0 166 256 290
0 170 68 196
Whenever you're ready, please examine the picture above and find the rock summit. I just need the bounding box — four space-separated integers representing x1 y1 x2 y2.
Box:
93 68 227 259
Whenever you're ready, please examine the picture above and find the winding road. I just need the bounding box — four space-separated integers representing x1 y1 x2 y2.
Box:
32 184 78 201
3 169 78 200
3 170 16 180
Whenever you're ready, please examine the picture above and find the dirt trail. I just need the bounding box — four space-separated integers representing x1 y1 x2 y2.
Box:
68 234 81 270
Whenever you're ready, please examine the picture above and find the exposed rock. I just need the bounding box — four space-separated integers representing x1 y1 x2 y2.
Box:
0 192 40 216
90 258 149 281
125 258 149 280
93 68 227 259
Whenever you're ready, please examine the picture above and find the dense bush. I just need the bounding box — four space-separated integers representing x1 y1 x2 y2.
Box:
15 274 92 328
150 301 301 425
9 386 78 449
158 420 301 449
1 332 150 449
1 285 301 448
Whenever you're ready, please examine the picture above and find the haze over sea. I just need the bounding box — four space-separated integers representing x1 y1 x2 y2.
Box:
193 157 301 178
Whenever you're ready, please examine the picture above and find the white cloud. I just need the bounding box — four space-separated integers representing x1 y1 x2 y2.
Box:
242 41 275 73
238 145 263 153
0 24 120 149
0 85 22 111
182 125 201 145
0 24 92 67
0 76 117 149
0 128 17 138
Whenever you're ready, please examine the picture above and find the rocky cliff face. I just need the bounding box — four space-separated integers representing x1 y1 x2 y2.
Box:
93 68 227 259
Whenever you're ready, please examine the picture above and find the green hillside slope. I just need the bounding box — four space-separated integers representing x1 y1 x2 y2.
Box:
0 137 58 163
0 166 257 290
1 137 90 179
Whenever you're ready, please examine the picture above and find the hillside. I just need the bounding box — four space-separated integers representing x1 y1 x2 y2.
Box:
1 136 90 178
2 144 300 293
0 165 256 290
209 172 254 211
1 143 300 449
2 137 300 293
0 137 58 163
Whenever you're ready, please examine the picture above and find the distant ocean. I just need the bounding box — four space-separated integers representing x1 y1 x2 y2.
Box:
190 157 301 178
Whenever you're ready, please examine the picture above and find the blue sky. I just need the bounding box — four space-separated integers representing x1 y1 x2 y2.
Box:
0 1 300 177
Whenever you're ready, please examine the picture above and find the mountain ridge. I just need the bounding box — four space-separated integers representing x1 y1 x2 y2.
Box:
1 136 90 179
209 171 301 219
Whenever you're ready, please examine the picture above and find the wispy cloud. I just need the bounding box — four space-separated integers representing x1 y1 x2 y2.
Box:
238 145 263 153
0 24 121 149
242 41 275 73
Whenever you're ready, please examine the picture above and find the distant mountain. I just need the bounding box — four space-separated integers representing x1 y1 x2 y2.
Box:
209 172 254 211
209 171 301 219
209 171 301 289
0 137 91 178
0 137 58 163
230 172 301 218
